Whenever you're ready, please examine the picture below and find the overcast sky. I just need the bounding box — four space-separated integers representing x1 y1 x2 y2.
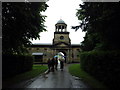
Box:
31 0 86 44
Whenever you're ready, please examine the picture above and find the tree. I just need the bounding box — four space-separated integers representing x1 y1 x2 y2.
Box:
2 2 48 54
80 32 100 51
72 2 120 51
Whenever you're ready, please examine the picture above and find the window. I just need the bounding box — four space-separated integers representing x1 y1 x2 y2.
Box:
36 48 39 50
44 48 47 50
28 48 31 50
77 49 80 52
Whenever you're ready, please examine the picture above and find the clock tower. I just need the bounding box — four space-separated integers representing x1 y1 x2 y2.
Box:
53 19 71 46
28 19 81 63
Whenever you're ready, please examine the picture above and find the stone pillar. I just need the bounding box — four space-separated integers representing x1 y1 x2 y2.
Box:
58 26 59 32
65 25 67 32
55 26 57 32
52 49 54 55
55 49 57 55
57 26 58 32
61 25 63 32
72 49 74 62
70 49 72 62
67 49 70 63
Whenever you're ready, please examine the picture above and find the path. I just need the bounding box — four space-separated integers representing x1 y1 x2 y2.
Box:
10 64 90 88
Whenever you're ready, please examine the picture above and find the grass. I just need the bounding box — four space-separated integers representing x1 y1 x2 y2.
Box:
69 64 107 89
3 64 48 87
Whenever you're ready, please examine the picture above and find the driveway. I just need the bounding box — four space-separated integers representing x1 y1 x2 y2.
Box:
10 64 90 88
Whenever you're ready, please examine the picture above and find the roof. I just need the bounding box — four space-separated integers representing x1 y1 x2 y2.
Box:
54 32 69 34
57 19 66 24
33 43 52 45
30 43 81 48
71 44 81 48
32 53 44 55
30 43 52 47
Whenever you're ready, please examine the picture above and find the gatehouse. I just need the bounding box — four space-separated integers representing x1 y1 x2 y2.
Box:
28 19 81 63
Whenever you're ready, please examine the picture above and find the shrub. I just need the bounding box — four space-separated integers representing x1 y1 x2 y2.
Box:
2 54 33 79
80 50 120 88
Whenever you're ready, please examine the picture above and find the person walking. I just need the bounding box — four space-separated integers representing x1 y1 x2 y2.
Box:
60 57 65 71
54 57 58 70
47 58 52 72
51 58 55 72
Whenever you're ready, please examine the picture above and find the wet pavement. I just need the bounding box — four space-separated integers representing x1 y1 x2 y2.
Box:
10 64 90 89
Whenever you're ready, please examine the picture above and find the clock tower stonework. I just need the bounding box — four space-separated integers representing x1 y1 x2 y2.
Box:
53 19 71 46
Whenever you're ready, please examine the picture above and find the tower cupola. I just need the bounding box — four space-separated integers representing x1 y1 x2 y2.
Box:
55 19 67 32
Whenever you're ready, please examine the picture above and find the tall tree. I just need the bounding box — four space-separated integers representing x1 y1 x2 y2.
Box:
72 2 120 51
2 2 48 54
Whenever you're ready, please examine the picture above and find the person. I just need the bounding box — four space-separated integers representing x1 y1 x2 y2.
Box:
51 58 55 72
60 57 65 71
47 58 52 72
54 57 58 70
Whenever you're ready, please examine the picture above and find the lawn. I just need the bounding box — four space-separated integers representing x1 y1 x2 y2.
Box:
69 64 107 89
3 64 48 88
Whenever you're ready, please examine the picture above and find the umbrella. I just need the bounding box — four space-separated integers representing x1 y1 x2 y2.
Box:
54 55 59 58
58 52 64 56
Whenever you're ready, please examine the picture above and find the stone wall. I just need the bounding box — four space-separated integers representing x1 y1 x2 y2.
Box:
28 47 53 63
27 45 81 63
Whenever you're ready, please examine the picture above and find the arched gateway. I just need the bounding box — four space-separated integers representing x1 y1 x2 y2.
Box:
28 19 81 63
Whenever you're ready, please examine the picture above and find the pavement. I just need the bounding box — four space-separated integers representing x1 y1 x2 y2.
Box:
8 63 91 89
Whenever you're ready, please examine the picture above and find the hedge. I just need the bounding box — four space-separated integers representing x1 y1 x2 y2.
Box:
2 54 34 79
80 50 120 88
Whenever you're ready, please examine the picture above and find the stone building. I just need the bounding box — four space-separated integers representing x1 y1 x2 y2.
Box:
28 19 81 63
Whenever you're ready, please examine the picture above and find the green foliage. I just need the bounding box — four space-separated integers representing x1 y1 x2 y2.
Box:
72 2 120 89
69 64 107 88
72 2 120 51
3 54 34 79
2 2 48 54
80 51 120 88
3 65 47 88
81 33 100 51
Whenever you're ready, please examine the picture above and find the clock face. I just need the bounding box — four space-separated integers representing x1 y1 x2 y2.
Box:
60 36 64 40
